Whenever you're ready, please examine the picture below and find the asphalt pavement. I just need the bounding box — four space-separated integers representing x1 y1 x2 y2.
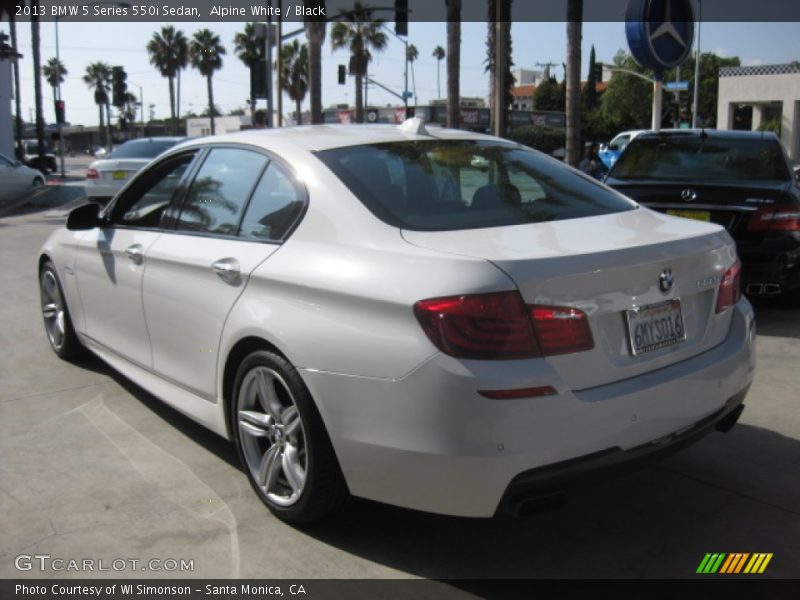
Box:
0 204 798 583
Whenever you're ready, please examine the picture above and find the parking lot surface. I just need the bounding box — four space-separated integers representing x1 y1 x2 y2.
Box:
1 206 798 581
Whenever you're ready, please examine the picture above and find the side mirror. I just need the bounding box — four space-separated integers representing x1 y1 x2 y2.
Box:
66 202 102 231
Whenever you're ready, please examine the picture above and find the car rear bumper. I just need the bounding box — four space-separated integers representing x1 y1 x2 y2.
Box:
84 180 123 199
300 298 756 518
740 238 800 294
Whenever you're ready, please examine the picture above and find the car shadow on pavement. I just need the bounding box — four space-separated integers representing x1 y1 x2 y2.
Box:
749 296 800 338
61 300 798 580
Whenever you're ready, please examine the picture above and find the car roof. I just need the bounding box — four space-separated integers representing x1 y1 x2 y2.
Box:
174 124 502 153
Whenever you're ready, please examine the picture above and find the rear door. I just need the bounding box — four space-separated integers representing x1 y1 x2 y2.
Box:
142 146 306 399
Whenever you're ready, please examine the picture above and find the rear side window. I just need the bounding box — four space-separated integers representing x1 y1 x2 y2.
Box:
108 139 181 160
177 148 267 235
239 163 304 242
317 140 635 231
610 135 790 182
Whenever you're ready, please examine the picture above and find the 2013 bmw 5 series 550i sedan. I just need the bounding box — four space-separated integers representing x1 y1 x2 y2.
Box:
38 120 755 523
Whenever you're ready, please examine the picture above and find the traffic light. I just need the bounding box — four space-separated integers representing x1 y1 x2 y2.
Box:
112 66 127 107
593 62 603 83
55 100 65 125
395 0 408 36
251 60 267 100
338 65 346 85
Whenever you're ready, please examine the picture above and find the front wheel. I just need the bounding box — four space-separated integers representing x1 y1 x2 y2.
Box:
232 350 348 523
40 262 84 359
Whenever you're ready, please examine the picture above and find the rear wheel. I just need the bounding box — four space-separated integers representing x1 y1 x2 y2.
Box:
232 350 348 523
40 262 84 359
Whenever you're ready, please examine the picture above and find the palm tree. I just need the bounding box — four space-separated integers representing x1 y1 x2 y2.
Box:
432 45 445 100
42 57 67 114
30 1 47 170
486 1 513 136
83 62 112 148
304 1 327 124
147 26 188 135
121 91 138 125
565 0 583 166
406 44 418 105
189 29 226 135
234 22 265 124
278 40 309 125
7 7 24 159
445 0 461 128
330 2 387 123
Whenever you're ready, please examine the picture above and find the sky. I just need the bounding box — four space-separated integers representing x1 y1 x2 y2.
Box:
4 19 800 127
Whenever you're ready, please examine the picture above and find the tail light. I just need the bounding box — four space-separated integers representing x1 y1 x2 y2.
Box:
715 260 741 313
414 292 540 360
86 168 99 180
414 291 594 360
530 305 594 355
748 203 800 231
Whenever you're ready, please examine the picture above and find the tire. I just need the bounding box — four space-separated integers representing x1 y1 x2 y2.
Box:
232 350 348 523
39 261 84 360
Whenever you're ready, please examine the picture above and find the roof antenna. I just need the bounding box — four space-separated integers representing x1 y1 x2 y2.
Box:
399 116 429 136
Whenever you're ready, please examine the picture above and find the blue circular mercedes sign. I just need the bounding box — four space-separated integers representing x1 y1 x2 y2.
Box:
626 0 695 72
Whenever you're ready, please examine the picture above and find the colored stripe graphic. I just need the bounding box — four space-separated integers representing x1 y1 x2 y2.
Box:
699 552 773 574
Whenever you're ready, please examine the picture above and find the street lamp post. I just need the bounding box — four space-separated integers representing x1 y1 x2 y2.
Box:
379 23 409 114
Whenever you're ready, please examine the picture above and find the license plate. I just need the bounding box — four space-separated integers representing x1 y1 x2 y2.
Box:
666 209 710 222
625 299 686 356
111 171 128 180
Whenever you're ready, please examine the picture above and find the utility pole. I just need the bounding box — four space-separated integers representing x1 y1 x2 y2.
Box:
692 0 703 128
492 3 509 138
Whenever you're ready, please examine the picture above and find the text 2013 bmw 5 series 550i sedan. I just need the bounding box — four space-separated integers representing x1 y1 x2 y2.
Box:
38 120 755 523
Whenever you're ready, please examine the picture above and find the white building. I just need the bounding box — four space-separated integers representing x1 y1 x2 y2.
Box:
717 63 800 160
512 68 546 87
186 115 252 138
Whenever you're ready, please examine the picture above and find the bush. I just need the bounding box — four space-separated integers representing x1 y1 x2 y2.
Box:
508 125 566 156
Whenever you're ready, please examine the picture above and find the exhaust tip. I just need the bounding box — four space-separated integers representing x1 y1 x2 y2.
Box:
503 490 568 517
764 283 782 295
746 283 764 295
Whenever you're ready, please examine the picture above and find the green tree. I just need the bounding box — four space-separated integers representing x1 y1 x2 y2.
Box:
330 2 387 123
83 62 112 147
304 0 327 124
406 43 418 104
278 39 310 125
432 45 445 99
42 57 67 113
233 22 265 123
147 26 188 135
534 77 563 111
189 29 226 135
600 50 652 131
583 45 598 112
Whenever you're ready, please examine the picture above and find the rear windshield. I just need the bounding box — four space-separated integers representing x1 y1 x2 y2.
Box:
107 139 181 160
610 135 790 182
317 140 635 231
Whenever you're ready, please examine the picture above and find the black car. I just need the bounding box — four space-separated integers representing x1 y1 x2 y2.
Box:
605 129 800 301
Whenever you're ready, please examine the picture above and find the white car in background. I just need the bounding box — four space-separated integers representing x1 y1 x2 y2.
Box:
85 137 184 203
40 120 755 523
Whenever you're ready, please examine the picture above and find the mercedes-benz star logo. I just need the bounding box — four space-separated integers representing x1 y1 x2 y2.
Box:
649 1 688 49
660 268 674 293
681 188 697 202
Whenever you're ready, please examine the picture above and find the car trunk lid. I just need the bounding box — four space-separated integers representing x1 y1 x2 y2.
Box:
402 207 738 390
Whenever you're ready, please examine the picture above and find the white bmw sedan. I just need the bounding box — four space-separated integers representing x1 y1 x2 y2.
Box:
39 120 755 522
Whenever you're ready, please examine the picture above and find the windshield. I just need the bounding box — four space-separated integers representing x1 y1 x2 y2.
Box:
610 134 790 182
107 139 181 160
317 140 635 232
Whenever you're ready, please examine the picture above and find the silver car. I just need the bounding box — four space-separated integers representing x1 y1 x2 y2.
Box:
0 154 46 204
39 120 755 523
85 137 184 203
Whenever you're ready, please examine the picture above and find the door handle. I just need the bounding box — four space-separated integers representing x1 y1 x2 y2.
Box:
212 258 241 283
125 244 143 262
